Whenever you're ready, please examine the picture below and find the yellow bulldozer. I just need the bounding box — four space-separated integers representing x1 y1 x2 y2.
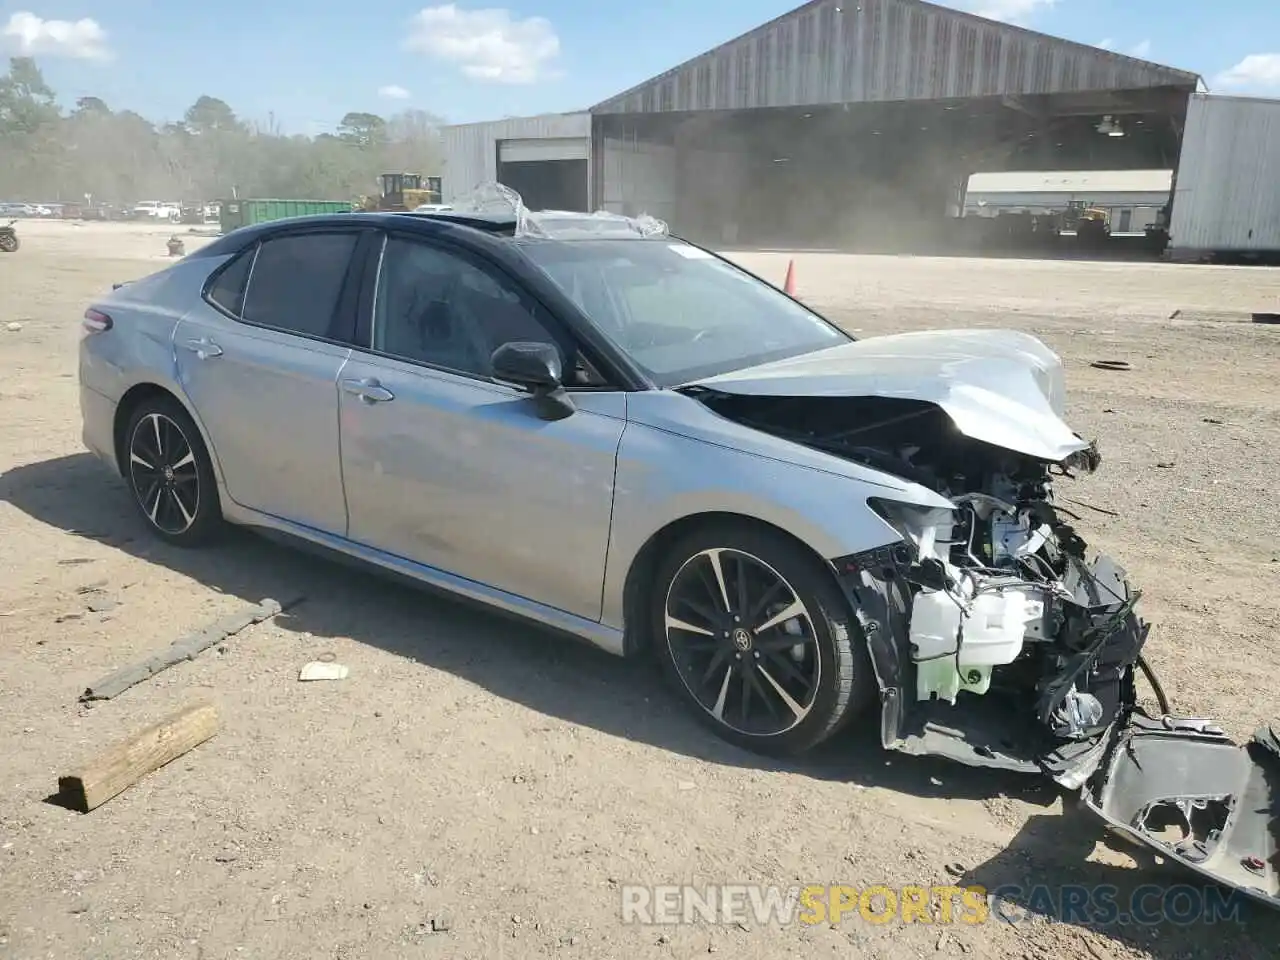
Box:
358 173 443 212
1063 200 1111 244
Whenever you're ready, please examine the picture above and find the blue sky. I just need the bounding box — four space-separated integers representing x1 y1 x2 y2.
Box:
2 1 1278 133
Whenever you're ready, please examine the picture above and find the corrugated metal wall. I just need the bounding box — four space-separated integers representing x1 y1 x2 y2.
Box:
598 135 677 223
1169 94 1280 255
593 0 1196 114
440 113 592 201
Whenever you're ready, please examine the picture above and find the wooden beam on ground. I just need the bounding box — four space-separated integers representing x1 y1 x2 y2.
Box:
56 701 220 813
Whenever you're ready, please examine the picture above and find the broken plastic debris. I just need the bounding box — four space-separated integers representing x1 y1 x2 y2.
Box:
299 661 348 682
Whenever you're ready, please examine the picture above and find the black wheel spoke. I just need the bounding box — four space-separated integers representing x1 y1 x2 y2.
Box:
756 633 814 653
140 479 162 516
665 547 821 738
698 647 731 687
746 578 789 624
744 665 782 721
762 649 817 697
735 554 750 618
674 594 720 627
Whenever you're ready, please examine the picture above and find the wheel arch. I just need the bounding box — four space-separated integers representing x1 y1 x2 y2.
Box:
620 511 845 657
112 381 223 485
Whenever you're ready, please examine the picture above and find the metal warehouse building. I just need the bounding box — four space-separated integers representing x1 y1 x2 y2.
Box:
440 0 1280 256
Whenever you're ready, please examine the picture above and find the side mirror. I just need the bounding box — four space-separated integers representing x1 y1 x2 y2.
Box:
491 341 575 421
491 341 563 388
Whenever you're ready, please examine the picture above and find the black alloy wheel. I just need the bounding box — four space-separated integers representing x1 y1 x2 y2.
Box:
652 524 873 756
124 397 221 545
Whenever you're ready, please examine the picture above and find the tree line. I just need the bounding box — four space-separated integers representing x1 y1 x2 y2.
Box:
0 57 445 204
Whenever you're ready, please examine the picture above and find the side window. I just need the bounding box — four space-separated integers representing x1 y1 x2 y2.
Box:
372 236 559 377
206 247 255 315
240 233 358 338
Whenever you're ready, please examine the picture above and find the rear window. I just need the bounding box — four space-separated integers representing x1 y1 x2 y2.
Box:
240 233 357 338
206 249 254 315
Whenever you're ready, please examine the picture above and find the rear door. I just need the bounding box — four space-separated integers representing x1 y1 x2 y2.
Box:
174 229 366 534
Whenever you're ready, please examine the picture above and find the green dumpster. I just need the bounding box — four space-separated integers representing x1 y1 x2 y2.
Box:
219 199 353 234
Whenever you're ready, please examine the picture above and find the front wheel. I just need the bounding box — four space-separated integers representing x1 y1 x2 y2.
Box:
650 523 874 757
0 233 18 253
123 396 222 546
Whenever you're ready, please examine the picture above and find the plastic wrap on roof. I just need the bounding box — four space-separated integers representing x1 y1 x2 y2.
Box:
452 181 668 239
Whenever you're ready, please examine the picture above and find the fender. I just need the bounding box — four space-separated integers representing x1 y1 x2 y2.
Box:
600 401 951 631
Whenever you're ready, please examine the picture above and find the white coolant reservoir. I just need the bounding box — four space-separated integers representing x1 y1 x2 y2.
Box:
958 590 1035 666
909 590 964 703
911 586 1043 703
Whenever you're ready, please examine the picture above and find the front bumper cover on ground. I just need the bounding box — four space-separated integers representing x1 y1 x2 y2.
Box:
1083 713 1279 910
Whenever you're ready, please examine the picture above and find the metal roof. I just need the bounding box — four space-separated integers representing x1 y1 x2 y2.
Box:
966 169 1174 194
591 0 1199 115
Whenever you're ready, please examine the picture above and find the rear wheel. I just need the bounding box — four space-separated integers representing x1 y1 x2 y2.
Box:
650 523 874 757
123 396 222 546
0 233 17 253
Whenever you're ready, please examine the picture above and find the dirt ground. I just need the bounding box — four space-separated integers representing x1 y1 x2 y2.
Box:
1 220 1278 960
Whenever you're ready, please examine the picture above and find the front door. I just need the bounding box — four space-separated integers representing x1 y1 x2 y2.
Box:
174 230 361 534
337 233 625 621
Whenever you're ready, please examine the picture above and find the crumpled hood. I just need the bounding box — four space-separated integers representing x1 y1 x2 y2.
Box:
687 328 1090 463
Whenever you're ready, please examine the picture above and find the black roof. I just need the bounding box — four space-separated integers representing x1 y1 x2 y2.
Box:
192 211 522 260
193 208 673 261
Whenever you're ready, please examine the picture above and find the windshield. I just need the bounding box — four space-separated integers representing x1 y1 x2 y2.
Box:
518 239 851 385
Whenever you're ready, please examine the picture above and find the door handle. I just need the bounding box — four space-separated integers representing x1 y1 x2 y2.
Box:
183 337 223 360
340 377 395 403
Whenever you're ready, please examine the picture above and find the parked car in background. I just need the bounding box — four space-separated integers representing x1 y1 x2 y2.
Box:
131 201 181 222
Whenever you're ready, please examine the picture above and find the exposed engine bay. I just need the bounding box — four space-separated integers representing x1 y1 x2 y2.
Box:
689 392 1153 788
684 351 1278 910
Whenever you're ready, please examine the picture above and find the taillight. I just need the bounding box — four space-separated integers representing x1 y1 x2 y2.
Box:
82 308 113 334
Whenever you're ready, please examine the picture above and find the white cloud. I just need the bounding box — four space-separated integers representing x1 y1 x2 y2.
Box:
2 11 110 60
960 0 1058 25
405 4 560 84
378 84 411 100
1215 54 1280 91
1097 38 1115 51
1129 39 1152 59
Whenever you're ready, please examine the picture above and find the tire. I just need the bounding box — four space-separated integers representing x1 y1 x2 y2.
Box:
122 395 222 546
0 234 17 253
650 522 875 757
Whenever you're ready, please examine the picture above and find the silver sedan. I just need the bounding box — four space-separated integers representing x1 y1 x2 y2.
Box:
77 206 1277 904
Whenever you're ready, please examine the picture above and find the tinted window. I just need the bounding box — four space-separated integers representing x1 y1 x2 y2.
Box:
520 239 849 386
373 236 559 377
206 247 254 314
241 233 358 338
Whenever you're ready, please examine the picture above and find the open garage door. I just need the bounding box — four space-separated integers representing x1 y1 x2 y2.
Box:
498 137 590 212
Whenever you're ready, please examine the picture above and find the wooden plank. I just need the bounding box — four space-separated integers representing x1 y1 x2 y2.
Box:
56 702 220 813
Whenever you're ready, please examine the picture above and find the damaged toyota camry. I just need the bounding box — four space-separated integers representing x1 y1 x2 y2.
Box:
79 189 1276 906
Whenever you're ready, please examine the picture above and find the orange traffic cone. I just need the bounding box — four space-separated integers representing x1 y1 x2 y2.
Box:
782 259 797 297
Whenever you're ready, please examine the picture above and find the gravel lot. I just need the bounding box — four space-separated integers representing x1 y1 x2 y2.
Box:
1 220 1278 960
